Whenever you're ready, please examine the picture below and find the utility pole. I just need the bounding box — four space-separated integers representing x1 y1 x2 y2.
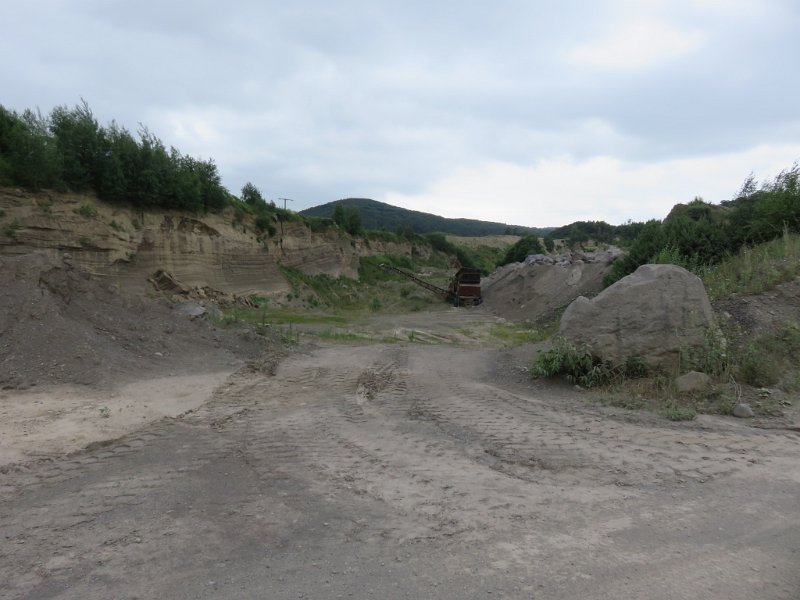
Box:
276 198 294 256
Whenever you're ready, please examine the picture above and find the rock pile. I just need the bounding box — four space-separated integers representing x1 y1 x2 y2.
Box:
482 249 621 321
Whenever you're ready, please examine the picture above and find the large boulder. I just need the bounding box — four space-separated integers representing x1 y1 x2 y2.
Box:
559 264 716 371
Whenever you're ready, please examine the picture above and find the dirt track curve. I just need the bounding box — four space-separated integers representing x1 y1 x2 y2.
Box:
2 312 800 599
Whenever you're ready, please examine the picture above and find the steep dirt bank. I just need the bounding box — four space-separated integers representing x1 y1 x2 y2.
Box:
0 187 425 296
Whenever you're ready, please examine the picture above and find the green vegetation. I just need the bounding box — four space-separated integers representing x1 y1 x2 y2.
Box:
497 235 545 267
488 322 553 346
530 337 649 388
301 197 551 237
605 165 800 286
706 322 800 389
332 202 362 235
73 203 98 218
3 218 20 238
549 220 645 248
0 100 228 212
423 233 478 270
700 226 800 299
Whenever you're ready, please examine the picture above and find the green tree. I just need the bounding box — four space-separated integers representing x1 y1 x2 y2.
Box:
241 182 266 206
332 202 345 227
603 220 665 286
49 100 102 191
497 235 545 267
344 206 362 235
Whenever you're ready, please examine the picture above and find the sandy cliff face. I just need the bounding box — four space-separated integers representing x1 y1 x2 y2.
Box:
0 188 419 296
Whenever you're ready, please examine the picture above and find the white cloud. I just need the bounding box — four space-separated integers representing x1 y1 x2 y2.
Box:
567 18 705 69
383 145 800 227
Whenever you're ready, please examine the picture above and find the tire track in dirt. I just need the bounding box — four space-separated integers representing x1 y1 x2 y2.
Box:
3 332 800 599
211 342 800 547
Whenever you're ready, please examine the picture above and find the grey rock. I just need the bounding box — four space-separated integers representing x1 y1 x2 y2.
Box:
675 371 712 394
559 264 718 371
733 403 754 418
173 301 207 318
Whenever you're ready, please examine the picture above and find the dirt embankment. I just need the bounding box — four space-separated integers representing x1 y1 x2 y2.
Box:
0 252 277 464
0 187 424 298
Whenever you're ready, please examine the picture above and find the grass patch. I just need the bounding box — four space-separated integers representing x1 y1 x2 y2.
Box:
73 203 98 219
311 328 399 344
215 306 349 326
489 321 554 346
701 227 800 299
3 218 20 238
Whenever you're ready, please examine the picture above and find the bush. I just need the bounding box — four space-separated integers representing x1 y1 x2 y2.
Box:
530 337 649 388
497 235 544 267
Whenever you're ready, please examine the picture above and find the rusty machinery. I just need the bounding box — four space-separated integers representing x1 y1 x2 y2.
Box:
379 264 482 306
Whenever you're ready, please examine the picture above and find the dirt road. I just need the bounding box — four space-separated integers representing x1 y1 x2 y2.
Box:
2 310 800 599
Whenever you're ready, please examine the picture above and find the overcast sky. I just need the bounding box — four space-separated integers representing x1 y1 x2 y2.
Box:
3 1 799 227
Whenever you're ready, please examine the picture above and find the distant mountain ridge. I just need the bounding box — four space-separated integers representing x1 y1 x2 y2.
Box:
301 198 552 237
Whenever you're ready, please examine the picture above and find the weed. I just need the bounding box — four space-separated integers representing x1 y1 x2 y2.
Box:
530 337 650 388
37 200 52 215
280 324 300 344
681 328 730 378
109 219 125 232
78 235 92 248
0 208 5 220
99 406 111 418
248 294 268 308
530 337 612 387
370 298 383 312
661 402 697 421
74 204 97 219
3 219 20 238
490 322 552 346
701 226 800 298
312 328 393 344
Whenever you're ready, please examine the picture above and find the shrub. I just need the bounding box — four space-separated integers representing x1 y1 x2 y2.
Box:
497 235 545 267
531 337 649 388
74 203 97 218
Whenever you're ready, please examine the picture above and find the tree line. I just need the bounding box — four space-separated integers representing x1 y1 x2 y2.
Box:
0 101 228 212
604 165 800 285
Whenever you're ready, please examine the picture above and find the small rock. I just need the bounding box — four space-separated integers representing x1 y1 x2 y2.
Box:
675 371 712 394
733 403 754 418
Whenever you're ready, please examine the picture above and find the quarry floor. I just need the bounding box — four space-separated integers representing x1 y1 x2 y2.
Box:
2 308 800 600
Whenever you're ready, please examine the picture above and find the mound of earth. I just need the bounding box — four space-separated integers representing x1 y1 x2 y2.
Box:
481 249 621 321
0 252 270 390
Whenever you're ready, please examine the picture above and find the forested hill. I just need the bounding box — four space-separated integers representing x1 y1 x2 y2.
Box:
301 198 552 237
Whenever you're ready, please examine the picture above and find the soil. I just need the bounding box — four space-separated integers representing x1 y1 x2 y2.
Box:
2 257 800 599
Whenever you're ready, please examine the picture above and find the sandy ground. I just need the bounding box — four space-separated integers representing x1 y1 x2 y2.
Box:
2 307 799 599
0 372 232 465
